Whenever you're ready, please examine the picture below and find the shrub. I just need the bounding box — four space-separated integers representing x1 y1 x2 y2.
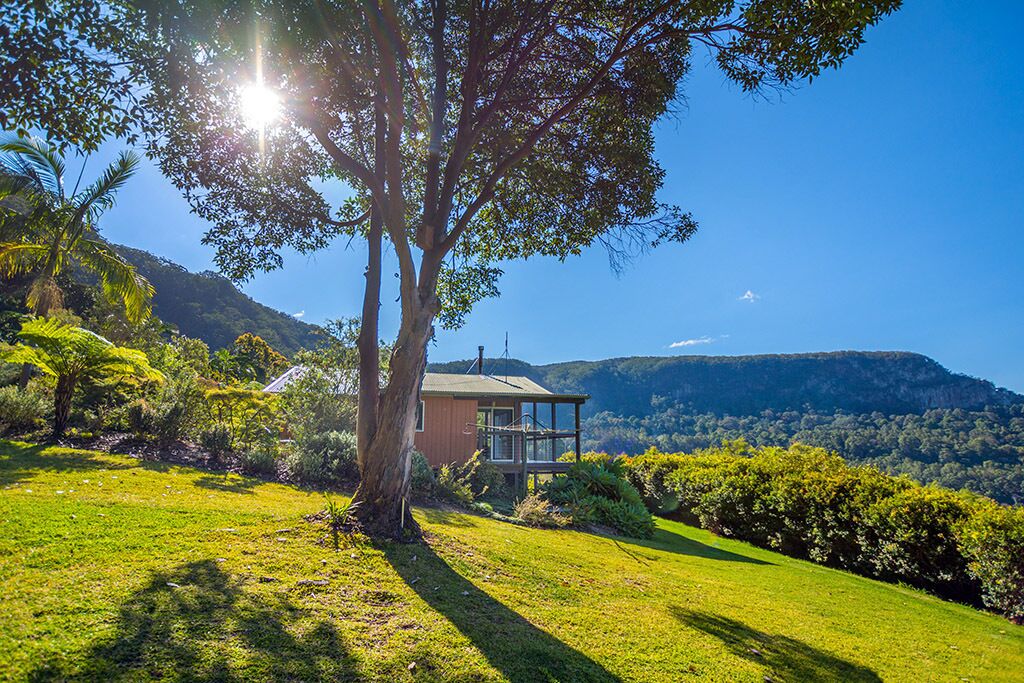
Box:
277 360 356 439
0 385 49 432
204 387 279 452
150 373 207 443
620 442 1024 622
200 424 233 459
127 400 157 437
429 451 510 505
958 504 1024 623
514 493 570 528
542 461 655 538
859 487 978 600
240 445 278 476
461 451 509 499
410 450 435 496
286 430 358 484
621 448 695 514
436 463 475 505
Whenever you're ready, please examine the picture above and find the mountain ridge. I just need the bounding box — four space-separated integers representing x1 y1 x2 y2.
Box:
113 243 321 356
428 351 1021 417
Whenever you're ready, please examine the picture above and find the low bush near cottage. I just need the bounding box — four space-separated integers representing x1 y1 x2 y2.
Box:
436 463 475 505
542 461 655 538
240 444 278 477
617 443 1024 620
285 430 358 485
410 450 435 496
431 451 510 505
514 493 571 528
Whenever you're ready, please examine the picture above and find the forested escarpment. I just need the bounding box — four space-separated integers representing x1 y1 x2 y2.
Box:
428 354 1024 503
431 352 1019 417
114 245 320 355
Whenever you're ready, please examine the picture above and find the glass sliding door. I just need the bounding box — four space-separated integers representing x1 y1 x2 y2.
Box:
476 407 515 461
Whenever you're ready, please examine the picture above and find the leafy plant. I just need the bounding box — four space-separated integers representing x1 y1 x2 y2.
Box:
409 450 435 496
0 384 49 432
541 461 654 538
200 424 232 461
0 135 151 321
286 430 358 485
240 445 278 477
0 318 163 435
436 463 475 506
514 494 570 529
958 504 1024 624
204 387 278 452
323 495 359 551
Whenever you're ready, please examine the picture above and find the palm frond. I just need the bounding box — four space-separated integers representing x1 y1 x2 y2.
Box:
0 135 65 197
0 242 50 278
74 151 140 223
0 172 34 207
75 238 154 323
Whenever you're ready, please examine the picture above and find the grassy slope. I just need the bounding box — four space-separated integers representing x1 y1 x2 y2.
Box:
1 443 1021 683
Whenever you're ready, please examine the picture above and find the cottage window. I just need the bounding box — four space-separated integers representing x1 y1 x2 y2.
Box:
415 400 425 432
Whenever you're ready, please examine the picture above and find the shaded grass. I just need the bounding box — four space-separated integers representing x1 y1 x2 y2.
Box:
1 441 1022 682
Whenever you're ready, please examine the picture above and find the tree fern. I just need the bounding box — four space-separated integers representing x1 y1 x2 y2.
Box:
0 317 164 435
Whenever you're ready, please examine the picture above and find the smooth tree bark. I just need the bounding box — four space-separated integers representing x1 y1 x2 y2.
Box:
101 0 901 537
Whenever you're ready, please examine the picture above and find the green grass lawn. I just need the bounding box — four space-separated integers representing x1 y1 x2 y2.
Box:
1 442 1021 682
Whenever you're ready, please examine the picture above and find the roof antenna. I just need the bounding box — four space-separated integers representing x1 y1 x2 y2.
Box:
503 332 510 381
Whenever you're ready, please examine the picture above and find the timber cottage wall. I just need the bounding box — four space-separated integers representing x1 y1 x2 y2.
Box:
414 395 478 467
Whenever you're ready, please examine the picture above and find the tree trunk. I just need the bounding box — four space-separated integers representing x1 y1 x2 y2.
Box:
356 92 386 465
53 375 76 438
352 302 434 539
17 364 33 391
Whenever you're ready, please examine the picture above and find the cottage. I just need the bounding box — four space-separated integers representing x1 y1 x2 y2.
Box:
263 348 589 487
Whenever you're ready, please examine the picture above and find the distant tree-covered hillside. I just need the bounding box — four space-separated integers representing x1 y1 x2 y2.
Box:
114 244 320 355
429 352 1020 417
428 353 1024 502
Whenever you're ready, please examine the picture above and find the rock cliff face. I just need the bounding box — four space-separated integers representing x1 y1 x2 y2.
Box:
428 352 1020 418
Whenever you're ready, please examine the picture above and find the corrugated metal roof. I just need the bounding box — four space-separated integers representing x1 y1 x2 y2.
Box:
263 367 587 401
262 366 306 393
423 372 578 399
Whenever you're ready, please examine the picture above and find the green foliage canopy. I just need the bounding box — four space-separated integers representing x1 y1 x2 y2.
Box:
0 135 153 321
0 317 163 434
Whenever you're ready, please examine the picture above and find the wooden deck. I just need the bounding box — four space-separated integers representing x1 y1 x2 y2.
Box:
492 460 574 475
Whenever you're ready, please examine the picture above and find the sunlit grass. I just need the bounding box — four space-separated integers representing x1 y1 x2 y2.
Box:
1 441 1021 681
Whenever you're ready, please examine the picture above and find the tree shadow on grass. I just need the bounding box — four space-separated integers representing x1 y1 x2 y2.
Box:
671 608 881 682
0 442 134 486
29 560 358 682
194 473 262 495
419 505 478 527
384 540 620 682
618 527 774 565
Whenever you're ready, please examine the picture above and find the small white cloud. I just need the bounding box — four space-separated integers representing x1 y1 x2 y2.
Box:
669 336 715 348
738 290 760 303
292 310 305 319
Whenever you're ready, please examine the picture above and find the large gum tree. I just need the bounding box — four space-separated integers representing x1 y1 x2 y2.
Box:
88 0 897 537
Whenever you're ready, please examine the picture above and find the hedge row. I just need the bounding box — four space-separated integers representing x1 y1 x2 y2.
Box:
619 441 1024 622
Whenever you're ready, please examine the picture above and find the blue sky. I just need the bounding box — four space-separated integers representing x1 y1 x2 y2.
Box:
86 2 1024 391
